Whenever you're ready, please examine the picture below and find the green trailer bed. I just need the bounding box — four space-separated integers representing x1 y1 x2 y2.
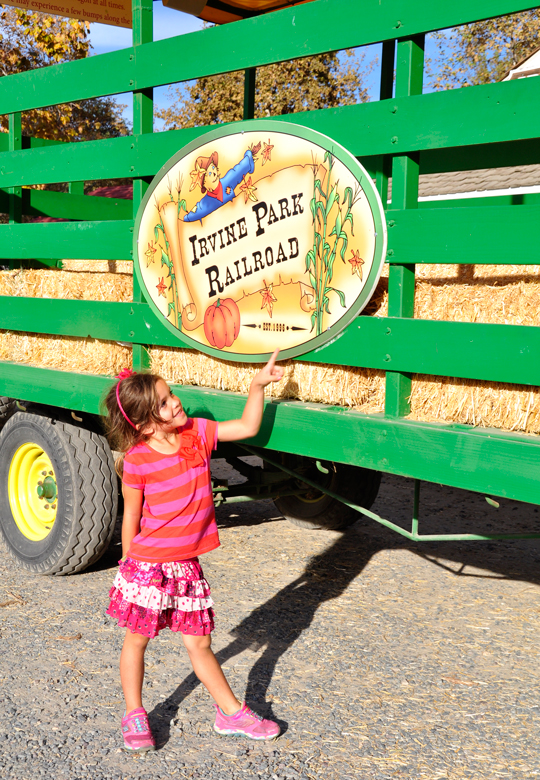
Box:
0 0 539 573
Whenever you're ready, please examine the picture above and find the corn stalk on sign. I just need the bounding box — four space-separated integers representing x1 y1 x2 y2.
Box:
135 121 387 362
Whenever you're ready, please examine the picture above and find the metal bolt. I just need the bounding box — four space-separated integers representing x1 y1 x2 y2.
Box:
44 505 50 510
391 106 398 114
391 136 398 144
42 471 47 476
51 504 57 510
388 220 396 227
387 249 394 256
384 354 391 362
386 327 392 335
48 471 53 476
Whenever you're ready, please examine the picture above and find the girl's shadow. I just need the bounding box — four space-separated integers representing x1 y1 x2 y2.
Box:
148 528 381 746
148 506 540 748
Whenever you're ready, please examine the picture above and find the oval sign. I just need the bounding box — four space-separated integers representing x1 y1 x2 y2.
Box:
135 121 387 362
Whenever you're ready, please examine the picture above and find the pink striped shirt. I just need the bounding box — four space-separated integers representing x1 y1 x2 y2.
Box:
122 418 220 563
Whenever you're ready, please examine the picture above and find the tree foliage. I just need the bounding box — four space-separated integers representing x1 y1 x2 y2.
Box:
430 9 540 89
0 6 128 141
156 50 370 130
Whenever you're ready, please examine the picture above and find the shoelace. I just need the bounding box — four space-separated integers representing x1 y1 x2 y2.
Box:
244 707 262 721
132 715 150 733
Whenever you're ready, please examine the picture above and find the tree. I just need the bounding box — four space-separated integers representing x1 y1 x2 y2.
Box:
0 6 128 141
430 9 540 89
156 50 371 129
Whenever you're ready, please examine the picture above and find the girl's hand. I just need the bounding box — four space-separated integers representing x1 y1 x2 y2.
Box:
252 349 284 389
217 349 283 442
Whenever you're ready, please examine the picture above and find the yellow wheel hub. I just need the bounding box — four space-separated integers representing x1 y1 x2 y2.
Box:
8 443 58 541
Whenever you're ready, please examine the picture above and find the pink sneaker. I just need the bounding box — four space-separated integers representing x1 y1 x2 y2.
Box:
121 707 156 752
214 702 280 740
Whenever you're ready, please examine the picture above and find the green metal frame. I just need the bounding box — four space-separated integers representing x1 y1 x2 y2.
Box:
0 0 539 539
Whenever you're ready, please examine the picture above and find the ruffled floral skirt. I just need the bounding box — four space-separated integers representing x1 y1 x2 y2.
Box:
106 557 215 638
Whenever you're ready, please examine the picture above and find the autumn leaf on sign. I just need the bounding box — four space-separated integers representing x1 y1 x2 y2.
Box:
261 139 274 166
260 279 277 318
156 277 167 297
189 161 205 191
145 240 158 267
349 249 364 280
239 176 258 204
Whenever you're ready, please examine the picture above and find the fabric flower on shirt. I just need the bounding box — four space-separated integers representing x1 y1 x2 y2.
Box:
179 430 205 467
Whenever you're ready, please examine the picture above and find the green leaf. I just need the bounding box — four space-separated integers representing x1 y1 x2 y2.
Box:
325 185 338 217
310 311 317 332
335 209 342 239
160 249 169 267
343 186 353 208
168 302 175 316
310 196 317 223
309 272 317 291
306 249 315 272
327 286 346 308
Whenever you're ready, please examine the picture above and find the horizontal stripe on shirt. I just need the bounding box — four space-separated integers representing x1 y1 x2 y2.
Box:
122 417 220 563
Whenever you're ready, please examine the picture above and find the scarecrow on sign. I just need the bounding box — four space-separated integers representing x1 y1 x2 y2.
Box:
183 141 261 222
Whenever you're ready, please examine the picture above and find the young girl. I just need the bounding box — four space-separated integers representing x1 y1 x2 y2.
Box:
104 350 284 752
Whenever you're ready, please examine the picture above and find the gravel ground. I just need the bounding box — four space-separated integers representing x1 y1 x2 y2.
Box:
1 462 540 780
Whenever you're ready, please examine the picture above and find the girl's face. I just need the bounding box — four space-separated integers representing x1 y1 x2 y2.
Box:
154 379 187 432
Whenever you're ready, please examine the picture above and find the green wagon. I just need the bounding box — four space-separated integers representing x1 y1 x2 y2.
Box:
1 0 539 574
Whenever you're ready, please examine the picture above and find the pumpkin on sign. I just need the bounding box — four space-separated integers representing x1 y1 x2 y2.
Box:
203 298 241 349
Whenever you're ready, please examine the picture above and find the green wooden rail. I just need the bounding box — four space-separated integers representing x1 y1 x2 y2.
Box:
1 77 539 188
0 0 539 516
1 0 538 115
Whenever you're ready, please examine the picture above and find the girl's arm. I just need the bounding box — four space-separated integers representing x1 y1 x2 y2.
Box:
218 348 283 442
121 484 144 558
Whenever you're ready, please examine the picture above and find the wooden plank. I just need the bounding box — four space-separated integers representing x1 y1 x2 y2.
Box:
1 76 539 187
2 297 539 387
0 221 133 260
384 36 423 417
306 316 540 387
0 188 133 221
0 362 112 414
0 0 538 113
0 360 539 503
0 299 169 344
387 203 540 264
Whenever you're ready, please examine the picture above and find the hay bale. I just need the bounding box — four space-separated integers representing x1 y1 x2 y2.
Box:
2 263 540 435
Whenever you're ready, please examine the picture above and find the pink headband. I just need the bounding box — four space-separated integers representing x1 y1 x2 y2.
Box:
115 368 137 429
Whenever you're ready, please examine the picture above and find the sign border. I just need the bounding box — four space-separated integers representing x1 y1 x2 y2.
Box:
134 120 387 362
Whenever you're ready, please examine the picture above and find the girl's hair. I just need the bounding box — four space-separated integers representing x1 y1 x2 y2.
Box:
103 372 168 454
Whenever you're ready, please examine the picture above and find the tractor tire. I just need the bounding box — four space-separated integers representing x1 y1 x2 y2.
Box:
273 455 381 531
0 411 118 575
0 396 16 429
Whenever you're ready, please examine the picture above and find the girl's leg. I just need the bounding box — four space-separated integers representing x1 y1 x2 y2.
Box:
120 629 151 713
182 633 241 715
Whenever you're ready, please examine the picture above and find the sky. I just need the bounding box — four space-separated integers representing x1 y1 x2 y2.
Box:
89 4 205 129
